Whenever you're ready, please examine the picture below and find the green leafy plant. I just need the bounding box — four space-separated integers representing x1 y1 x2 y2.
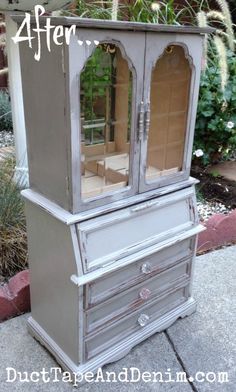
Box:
125 0 188 24
0 154 27 279
73 0 190 24
0 91 13 133
194 49 236 165
195 0 235 93
70 0 114 19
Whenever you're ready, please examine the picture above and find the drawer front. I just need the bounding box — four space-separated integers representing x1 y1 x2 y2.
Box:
85 285 188 360
86 260 190 333
86 237 194 307
78 188 196 271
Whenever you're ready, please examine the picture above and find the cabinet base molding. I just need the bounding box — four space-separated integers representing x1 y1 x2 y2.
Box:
27 297 196 384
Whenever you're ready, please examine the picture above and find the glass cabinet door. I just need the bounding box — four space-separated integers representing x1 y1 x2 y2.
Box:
73 30 145 210
69 31 203 211
80 44 132 199
139 35 201 193
146 45 191 179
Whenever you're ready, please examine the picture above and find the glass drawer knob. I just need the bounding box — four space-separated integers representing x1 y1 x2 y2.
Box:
138 314 150 327
139 288 151 300
141 262 152 274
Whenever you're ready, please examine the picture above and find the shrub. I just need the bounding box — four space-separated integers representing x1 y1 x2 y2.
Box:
194 50 236 165
73 0 192 23
0 154 27 279
0 91 13 133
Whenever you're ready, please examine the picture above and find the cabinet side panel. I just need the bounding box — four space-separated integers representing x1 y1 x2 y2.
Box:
19 32 71 210
25 200 80 364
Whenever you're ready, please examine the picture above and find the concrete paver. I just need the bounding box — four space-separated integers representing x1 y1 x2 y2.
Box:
168 245 236 391
0 314 192 391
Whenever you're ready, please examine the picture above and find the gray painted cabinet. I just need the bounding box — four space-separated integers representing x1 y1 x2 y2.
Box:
16 16 211 379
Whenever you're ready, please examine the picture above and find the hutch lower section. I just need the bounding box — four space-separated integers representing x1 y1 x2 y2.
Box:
24 186 203 376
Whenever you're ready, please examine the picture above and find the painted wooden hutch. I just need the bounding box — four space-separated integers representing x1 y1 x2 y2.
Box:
15 15 212 377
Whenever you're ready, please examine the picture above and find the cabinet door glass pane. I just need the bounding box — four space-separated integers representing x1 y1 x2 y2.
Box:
80 43 132 200
146 45 191 182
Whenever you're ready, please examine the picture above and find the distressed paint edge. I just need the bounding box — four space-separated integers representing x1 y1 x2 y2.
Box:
70 224 205 286
21 178 199 225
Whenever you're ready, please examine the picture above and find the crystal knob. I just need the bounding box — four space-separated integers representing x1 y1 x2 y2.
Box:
141 262 152 274
139 288 151 300
138 314 150 327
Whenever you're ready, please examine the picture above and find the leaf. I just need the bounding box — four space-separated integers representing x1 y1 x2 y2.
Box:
202 109 215 117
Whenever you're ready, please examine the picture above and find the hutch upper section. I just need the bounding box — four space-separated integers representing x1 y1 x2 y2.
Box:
16 16 212 214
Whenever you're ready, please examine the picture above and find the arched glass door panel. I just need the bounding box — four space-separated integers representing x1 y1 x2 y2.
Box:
80 43 133 200
145 45 191 182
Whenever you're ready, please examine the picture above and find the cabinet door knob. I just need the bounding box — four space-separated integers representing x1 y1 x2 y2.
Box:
141 262 152 274
139 288 152 300
138 314 150 327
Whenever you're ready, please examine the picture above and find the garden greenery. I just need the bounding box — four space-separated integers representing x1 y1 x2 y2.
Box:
0 155 27 279
72 0 193 24
0 91 13 133
194 50 236 165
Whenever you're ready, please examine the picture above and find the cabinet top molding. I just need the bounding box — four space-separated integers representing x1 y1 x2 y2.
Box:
12 15 214 35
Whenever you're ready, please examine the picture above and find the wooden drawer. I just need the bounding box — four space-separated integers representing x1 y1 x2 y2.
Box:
85 259 190 333
86 237 194 307
78 188 197 271
85 285 188 360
